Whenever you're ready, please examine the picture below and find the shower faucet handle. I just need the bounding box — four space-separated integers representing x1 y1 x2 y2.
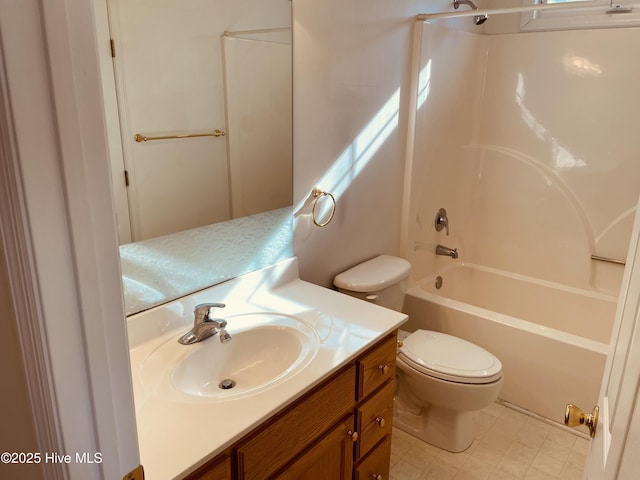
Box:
435 208 449 236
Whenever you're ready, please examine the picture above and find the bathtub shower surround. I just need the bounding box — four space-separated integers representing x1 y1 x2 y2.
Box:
406 22 640 293
404 10 639 424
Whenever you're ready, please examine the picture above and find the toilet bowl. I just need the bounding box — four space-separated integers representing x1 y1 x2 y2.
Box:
395 329 503 452
334 255 503 452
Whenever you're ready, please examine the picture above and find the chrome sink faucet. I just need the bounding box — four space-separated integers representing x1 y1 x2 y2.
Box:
178 303 232 345
435 244 459 259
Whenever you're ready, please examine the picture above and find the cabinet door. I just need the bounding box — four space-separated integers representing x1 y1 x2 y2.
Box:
236 365 356 480
275 415 354 480
185 455 231 480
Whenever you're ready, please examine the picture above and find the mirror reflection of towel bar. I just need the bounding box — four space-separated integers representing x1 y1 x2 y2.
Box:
134 129 226 142
591 255 625 266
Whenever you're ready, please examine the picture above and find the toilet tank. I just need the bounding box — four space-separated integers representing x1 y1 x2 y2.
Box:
333 255 411 311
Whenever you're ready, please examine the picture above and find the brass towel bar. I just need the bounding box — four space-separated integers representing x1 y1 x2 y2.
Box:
134 129 226 142
591 255 626 266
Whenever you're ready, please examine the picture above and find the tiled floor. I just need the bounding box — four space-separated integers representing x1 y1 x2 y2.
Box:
390 402 589 480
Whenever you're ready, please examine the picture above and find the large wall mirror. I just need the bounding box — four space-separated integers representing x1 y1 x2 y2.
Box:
102 0 293 315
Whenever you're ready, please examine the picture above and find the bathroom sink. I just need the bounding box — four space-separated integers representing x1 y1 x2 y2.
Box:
139 313 319 400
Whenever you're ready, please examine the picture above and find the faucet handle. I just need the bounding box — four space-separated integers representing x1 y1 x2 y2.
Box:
435 208 449 236
194 303 226 323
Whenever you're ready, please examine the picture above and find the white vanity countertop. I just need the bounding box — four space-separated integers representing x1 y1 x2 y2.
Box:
127 257 407 480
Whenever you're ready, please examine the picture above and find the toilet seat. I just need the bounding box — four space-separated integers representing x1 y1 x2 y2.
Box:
398 330 502 384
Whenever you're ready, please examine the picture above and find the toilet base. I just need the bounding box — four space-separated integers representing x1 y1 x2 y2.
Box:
393 398 475 453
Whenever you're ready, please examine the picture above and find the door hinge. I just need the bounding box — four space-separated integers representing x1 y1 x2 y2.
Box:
123 465 144 480
607 3 633 13
124 170 129 187
110 38 116 58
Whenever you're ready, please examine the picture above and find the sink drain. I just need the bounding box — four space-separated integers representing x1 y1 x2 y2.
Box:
218 379 236 390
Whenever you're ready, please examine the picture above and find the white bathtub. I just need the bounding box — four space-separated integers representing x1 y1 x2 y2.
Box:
402 263 617 425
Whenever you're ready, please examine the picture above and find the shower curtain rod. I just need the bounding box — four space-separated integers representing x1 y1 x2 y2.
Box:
417 1 603 21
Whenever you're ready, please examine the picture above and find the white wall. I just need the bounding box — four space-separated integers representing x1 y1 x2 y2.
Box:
292 0 453 287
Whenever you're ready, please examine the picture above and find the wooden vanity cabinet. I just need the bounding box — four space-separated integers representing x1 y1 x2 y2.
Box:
185 454 232 480
235 364 357 480
353 332 396 478
184 331 397 480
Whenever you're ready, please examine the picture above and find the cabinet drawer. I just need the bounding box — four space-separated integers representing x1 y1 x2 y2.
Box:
354 435 392 480
356 380 394 460
357 332 397 401
236 364 356 480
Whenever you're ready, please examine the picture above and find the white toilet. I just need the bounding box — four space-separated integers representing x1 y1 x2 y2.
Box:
334 255 503 453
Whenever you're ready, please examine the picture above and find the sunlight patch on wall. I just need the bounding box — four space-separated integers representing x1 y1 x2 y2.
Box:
297 87 401 212
353 89 400 179
417 59 432 109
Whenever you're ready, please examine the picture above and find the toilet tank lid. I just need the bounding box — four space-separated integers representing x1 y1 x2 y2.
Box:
333 255 411 293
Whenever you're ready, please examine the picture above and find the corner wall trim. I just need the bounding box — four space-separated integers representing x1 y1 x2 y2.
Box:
0 30 65 479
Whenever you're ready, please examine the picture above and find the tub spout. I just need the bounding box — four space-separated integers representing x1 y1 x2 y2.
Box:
436 244 458 259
